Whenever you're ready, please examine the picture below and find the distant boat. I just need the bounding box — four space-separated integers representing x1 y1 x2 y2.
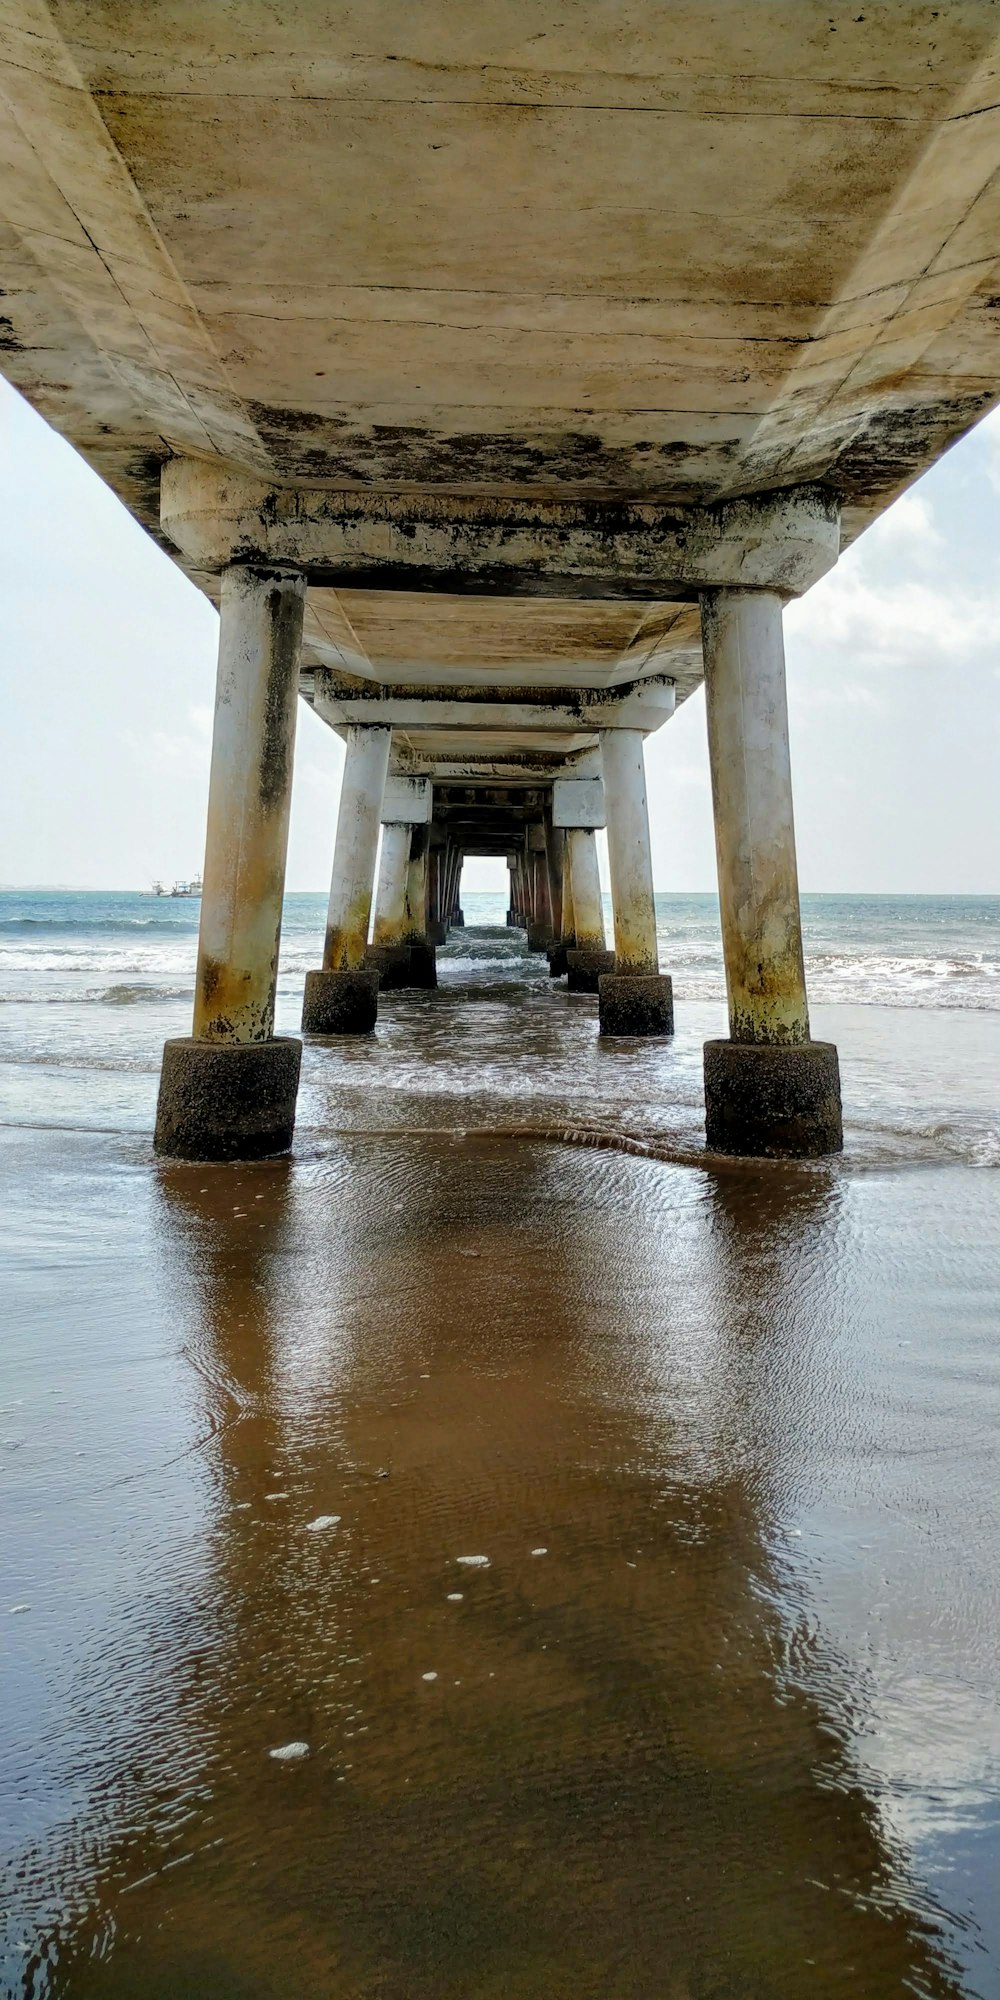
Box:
151 876 202 898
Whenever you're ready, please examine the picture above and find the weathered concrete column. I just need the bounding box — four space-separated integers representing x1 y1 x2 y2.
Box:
547 831 576 975
567 828 605 950
155 564 306 1159
322 728 391 969
405 825 429 938
447 844 465 926
301 725 389 1034
511 852 527 928
526 827 552 951
563 825 615 994
373 822 411 948
403 825 437 987
700 588 841 1155
366 776 436 988
367 820 409 989
544 823 571 974
598 730 672 1035
427 833 450 946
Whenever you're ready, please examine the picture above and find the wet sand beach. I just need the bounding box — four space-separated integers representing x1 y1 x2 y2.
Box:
3 918 1000 1997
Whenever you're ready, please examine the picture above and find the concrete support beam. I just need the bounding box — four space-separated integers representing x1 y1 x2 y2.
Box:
427 840 447 945
368 818 436 988
392 755 572 785
313 677 676 735
405 827 430 942
301 723 389 1034
155 565 306 1157
544 820 564 946
373 824 411 948
546 825 573 974
700 587 842 1154
598 728 673 1036
162 462 841 602
322 726 391 971
567 829 606 951
445 843 462 924
552 790 606 977
600 730 658 976
702 591 810 1045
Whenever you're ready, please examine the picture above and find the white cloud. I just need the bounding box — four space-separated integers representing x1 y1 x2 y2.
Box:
866 488 941 551
119 704 212 772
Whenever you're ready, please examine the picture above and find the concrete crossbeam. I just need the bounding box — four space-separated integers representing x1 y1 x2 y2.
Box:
161 462 841 602
312 677 676 735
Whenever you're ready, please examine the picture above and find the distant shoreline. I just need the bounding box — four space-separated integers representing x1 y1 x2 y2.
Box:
1 885 998 901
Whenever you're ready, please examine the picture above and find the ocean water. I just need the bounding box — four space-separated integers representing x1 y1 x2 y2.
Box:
1 888 998 1168
2 888 998 1013
3 889 1000 1998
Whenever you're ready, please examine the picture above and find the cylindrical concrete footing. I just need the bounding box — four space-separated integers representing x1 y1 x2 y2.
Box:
302 968 379 1035
703 1039 843 1157
598 973 674 1037
567 948 615 994
366 944 410 989
154 1036 302 1161
367 942 437 989
406 941 438 988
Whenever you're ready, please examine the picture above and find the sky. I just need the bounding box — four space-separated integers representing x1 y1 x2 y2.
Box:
1 375 999 896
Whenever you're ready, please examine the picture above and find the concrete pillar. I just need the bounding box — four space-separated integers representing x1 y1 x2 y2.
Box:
506 853 517 926
405 825 429 940
597 730 672 1035
402 825 437 987
155 565 306 1158
526 829 552 951
561 853 575 942
448 845 464 925
567 828 605 949
427 841 446 945
544 819 563 940
301 724 389 1033
510 853 525 927
520 850 531 925
700 588 842 1155
323 727 391 969
544 823 571 973
372 823 411 947
366 820 417 989
565 830 612 992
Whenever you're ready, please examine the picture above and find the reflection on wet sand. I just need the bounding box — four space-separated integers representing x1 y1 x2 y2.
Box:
5 1136 976 1999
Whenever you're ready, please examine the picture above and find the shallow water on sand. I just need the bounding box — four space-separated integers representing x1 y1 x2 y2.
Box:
2 919 1000 1997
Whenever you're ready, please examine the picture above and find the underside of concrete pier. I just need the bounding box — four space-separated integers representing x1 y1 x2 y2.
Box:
4 2 1000 1153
